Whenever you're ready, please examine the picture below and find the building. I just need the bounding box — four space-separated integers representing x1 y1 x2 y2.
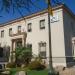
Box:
0 4 75 68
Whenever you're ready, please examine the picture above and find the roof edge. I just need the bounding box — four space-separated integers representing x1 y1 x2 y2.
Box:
0 4 74 27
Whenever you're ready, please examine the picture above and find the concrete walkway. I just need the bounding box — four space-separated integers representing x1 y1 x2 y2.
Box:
16 71 27 75
55 66 75 75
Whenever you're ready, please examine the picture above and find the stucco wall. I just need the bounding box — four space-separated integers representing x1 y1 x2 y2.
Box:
51 9 66 67
0 6 74 67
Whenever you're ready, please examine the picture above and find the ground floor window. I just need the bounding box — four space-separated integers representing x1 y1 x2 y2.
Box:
27 44 32 55
27 44 32 49
39 42 46 59
72 41 75 57
0 47 3 57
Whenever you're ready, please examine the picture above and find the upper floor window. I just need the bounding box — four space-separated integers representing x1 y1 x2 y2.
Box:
1 30 4 38
9 28 12 36
39 42 46 58
40 19 45 29
27 23 32 32
18 26 21 33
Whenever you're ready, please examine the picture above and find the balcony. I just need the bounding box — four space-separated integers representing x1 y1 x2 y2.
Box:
10 31 27 37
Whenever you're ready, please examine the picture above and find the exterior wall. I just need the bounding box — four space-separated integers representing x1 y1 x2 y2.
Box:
0 21 26 47
0 6 74 67
26 13 49 56
0 20 26 63
63 9 75 66
51 9 66 67
25 8 67 67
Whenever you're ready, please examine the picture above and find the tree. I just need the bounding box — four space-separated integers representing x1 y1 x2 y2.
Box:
15 46 32 67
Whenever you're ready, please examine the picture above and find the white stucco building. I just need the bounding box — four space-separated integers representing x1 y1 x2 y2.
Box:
0 4 75 68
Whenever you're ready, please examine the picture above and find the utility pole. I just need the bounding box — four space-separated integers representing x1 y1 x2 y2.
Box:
47 0 54 73
47 0 58 75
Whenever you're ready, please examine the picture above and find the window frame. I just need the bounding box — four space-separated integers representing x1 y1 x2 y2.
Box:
9 28 12 36
1 30 4 38
0 47 3 57
27 43 32 56
40 19 45 29
27 23 32 32
18 26 21 33
72 40 75 56
39 42 46 59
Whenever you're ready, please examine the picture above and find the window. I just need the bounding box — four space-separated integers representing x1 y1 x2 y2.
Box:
9 28 12 36
18 26 21 33
27 44 32 49
27 23 32 32
39 42 46 58
27 44 32 56
1 30 4 38
0 47 3 57
72 40 75 56
40 19 45 29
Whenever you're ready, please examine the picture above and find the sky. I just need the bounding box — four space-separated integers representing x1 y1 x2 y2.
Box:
0 0 75 24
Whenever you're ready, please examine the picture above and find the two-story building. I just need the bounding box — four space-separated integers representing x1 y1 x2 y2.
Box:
0 4 75 68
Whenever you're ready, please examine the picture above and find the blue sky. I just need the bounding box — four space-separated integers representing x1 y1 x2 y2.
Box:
0 0 75 24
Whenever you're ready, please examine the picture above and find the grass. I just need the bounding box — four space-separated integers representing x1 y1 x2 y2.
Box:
9 68 49 75
10 68 18 75
27 69 49 75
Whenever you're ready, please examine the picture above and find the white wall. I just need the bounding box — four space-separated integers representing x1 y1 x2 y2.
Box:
0 7 74 67
51 9 66 67
0 20 26 47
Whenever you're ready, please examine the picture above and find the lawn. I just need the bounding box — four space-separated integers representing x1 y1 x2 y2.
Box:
9 68 49 75
27 69 49 75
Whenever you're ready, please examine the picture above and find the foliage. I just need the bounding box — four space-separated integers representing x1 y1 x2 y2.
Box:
10 68 18 75
9 68 48 75
15 46 32 66
6 62 16 68
28 59 46 70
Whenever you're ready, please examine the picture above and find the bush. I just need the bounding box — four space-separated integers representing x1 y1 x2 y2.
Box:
6 62 16 68
28 60 46 70
15 47 32 66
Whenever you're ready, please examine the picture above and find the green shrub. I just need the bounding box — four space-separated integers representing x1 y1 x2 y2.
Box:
15 47 32 66
28 60 46 70
6 62 16 68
